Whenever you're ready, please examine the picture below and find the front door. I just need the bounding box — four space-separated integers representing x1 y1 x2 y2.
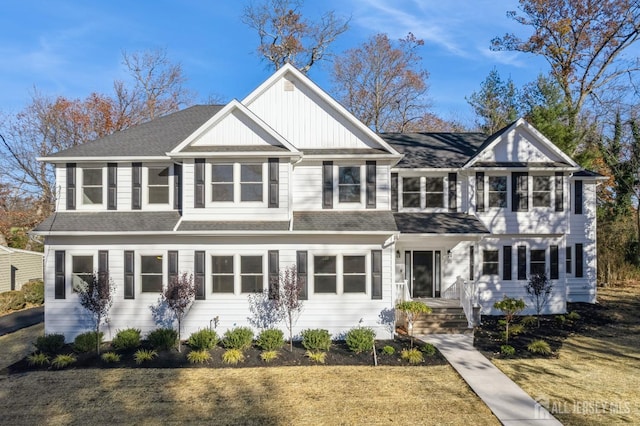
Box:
413 251 433 298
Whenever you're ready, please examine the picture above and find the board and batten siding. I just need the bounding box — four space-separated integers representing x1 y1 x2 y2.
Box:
474 127 564 164
246 76 380 150
190 109 280 147
43 236 394 341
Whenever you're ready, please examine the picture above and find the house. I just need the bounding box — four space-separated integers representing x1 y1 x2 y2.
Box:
34 64 602 341
0 245 44 293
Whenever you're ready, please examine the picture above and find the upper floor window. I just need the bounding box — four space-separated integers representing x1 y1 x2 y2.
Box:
402 177 421 208
488 176 507 208
425 177 444 208
148 167 169 204
212 164 234 202
82 168 103 205
339 166 361 202
240 164 263 202
532 176 551 207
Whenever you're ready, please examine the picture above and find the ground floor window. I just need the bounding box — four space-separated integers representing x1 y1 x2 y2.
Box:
343 256 366 293
530 249 546 276
212 256 234 293
72 255 93 291
141 255 163 292
240 256 263 293
482 250 499 275
314 255 337 293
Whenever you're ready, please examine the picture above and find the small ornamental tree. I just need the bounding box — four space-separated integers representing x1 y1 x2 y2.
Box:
525 273 554 328
396 300 432 348
493 296 526 344
275 265 304 352
161 273 196 352
77 271 115 354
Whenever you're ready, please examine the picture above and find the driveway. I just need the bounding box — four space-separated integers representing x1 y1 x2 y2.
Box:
0 306 44 336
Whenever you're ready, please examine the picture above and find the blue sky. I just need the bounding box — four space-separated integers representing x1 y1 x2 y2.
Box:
0 0 549 126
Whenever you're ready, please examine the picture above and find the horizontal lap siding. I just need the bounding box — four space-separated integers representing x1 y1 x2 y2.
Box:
116 165 132 211
292 164 323 210
43 239 394 341
566 182 597 302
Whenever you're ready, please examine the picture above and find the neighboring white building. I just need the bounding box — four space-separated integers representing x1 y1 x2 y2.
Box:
34 65 604 341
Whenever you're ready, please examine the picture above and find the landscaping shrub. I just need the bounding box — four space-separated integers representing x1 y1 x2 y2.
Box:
400 348 423 364
112 328 142 350
260 350 279 362
0 290 26 313
500 345 516 357
222 327 254 350
35 334 65 354
187 329 219 350
567 311 581 321
147 328 178 350
187 349 211 364
301 328 331 352
521 315 537 328
51 354 76 369
73 331 104 353
501 323 524 340
256 329 285 351
420 343 437 357
527 339 552 355
134 349 158 364
555 315 566 325
27 353 49 366
382 345 395 355
101 352 121 363
21 280 44 305
345 327 375 354
222 348 245 364
305 350 327 364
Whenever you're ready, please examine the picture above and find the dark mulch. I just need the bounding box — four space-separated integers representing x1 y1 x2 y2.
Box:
8 335 447 374
473 301 611 359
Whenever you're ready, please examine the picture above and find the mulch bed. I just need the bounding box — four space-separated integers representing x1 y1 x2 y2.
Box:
8 335 447 373
473 301 611 359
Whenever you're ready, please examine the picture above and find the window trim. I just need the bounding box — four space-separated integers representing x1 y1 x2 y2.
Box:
71 254 95 293
211 163 234 202
80 166 105 208
147 165 171 205
400 175 450 211
530 249 546 276
482 250 499 276
211 255 235 294
310 253 370 296
487 175 508 209
240 255 264 293
240 163 264 202
140 254 165 293
343 255 366 293
338 165 362 203
532 175 552 208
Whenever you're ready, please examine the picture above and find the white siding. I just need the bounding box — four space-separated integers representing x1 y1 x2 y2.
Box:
191 109 279 147
43 235 394 341
566 181 597 302
116 164 132 211
475 127 566 164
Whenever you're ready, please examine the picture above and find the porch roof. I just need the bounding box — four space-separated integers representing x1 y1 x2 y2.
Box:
33 211 181 233
292 211 397 232
393 213 489 234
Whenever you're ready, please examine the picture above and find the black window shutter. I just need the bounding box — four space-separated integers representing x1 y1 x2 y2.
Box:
66 163 76 210
268 158 279 208
448 173 457 211
107 163 117 210
555 172 563 212
550 245 559 279
132 163 142 210
322 161 333 209
168 251 179 285
124 251 135 299
194 251 205 300
174 164 182 211
268 250 279 300
296 251 308 300
475 172 485 212
55 250 66 299
512 172 529 212
575 180 583 214
566 246 572 275
371 250 382 299
366 161 376 209
469 245 474 281
98 250 109 281
195 159 205 208
517 246 527 280
575 244 584 277
503 246 512 280
391 173 399 212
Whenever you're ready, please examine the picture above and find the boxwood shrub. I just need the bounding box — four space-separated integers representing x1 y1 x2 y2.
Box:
223 327 254 350
301 329 331 352
112 328 142 350
74 331 104 353
147 328 178 350
345 327 375 354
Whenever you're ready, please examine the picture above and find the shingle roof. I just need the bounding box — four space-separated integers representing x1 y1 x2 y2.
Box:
573 169 606 178
177 221 289 231
380 133 488 168
473 161 570 168
34 212 181 233
293 211 397 232
301 148 390 155
394 213 489 234
181 145 288 153
47 105 224 158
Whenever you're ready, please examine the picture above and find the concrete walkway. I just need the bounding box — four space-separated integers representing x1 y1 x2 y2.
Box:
419 334 562 426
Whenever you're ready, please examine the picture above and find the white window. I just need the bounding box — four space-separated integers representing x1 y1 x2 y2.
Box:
533 176 551 207
141 255 163 293
488 176 507 208
403 177 421 208
343 256 366 293
82 168 103 205
314 255 337 293
148 166 169 204
240 255 263 292
211 164 234 202
482 250 499 275
240 164 263 202
338 166 361 202
425 177 444 208
72 255 94 291
212 256 234 293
